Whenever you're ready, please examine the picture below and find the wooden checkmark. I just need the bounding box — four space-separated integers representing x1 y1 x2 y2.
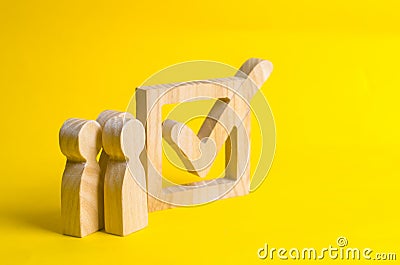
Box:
162 58 273 177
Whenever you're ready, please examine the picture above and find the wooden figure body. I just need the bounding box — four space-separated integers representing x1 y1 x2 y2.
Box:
102 116 148 236
96 110 134 177
59 118 102 237
95 110 134 228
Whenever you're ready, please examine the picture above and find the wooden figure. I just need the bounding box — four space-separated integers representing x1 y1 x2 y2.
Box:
102 116 148 236
96 111 134 175
59 118 102 237
136 58 273 211
95 110 134 229
59 58 273 237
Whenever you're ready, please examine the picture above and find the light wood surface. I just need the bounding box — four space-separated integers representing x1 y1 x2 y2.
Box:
59 58 273 234
102 116 148 236
136 58 273 211
162 119 216 177
96 110 134 228
162 58 272 177
59 118 102 237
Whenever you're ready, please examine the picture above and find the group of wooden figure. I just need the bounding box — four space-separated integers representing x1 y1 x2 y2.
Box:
59 58 273 237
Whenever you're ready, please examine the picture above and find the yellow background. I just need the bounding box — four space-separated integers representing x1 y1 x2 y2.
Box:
1 0 399 264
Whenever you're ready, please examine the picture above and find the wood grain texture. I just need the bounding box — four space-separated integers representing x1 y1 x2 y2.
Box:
102 116 148 236
137 79 239 210
95 110 134 228
136 58 272 211
59 118 102 237
162 119 216 177
163 58 272 177
59 58 272 230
